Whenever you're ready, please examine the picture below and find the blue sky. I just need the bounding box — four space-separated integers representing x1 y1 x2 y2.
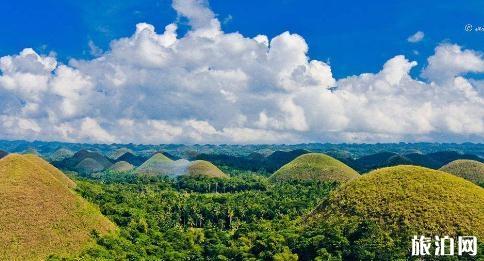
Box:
2 0 483 78
0 0 483 144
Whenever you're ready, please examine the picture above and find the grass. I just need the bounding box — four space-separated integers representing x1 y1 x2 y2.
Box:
439 159 484 185
0 154 116 260
269 153 359 183
311 165 484 239
187 160 229 178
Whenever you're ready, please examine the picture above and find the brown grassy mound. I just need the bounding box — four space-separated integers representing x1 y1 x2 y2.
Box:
0 154 116 260
187 160 229 178
311 165 484 239
439 159 484 185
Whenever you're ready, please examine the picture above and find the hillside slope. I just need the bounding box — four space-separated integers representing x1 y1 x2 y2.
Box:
0 154 116 260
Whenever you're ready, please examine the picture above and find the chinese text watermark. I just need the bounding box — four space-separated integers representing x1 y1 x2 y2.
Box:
411 235 477 256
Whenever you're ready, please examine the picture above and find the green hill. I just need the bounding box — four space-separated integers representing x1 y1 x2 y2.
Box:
74 158 106 174
270 153 359 183
310 165 484 246
137 153 174 175
439 159 484 185
0 154 116 260
187 160 229 178
109 161 135 172
56 150 112 172
108 148 134 160
49 148 74 162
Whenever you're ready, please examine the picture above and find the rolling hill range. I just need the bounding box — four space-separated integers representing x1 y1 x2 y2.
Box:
114 151 149 166
440 159 484 185
54 149 113 173
309 165 484 254
187 160 229 179
270 153 359 183
108 148 135 160
347 151 483 173
0 154 116 260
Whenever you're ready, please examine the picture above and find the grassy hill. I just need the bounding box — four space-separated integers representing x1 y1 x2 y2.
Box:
108 148 134 160
137 153 174 175
49 148 74 162
270 153 359 183
74 158 106 174
440 159 484 185
109 161 135 172
0 154 116 260
55 150 112 173
115 151 148 166
310 166 484 247
187 160 229 178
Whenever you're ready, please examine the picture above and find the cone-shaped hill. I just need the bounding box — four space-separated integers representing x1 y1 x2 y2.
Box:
108 148 134 160
187 160 229 179
310 166 484 241
115 151 148 166
440 159 484 185
109 161 135 172
49 148 74 162
137 153 175 175
74 158 106 174
270 153 359 183
0 154 116 260
55 149 112 173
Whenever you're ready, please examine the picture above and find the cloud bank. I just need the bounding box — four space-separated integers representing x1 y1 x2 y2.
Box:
0 0 483 144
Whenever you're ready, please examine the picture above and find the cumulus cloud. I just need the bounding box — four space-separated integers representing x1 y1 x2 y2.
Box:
0 0 482 144
407 31 425 43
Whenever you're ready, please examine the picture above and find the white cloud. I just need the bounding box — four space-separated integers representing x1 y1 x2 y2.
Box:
0 1 482 144
422 44 484 83
407 31 424 43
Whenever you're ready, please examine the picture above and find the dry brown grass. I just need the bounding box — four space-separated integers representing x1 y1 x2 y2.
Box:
0 154 116 260
187 160 229 178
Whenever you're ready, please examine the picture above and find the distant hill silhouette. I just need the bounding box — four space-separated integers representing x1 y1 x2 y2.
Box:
345 150 483 173
54 149 112 174
0 150 8 159
196 149 309 173
108 148 134 160
115 152 148 166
